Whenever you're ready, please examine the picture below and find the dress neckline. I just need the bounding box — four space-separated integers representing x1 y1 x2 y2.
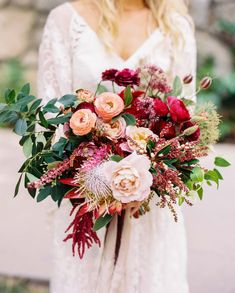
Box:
66 2 163 64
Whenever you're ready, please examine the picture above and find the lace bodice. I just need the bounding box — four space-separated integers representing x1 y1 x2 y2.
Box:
37 3 196 293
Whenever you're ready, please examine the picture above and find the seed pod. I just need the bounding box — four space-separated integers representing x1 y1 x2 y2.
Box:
182 125 199 136
200 76 212 90
183 74 193 84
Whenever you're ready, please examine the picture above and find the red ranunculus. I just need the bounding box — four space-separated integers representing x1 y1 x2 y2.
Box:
180 121 201 141
153 98 169 117
76 102 95 113
102 69 119 82
115 68 140 87
167 96 190 123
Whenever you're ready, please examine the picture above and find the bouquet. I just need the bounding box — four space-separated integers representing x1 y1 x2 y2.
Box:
0 65 230 259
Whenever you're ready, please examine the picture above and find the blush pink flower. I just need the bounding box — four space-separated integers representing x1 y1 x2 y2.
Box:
94 92 124 121
102 152 153 203
76 89 95 103
70 109 97 136
96 117 126 140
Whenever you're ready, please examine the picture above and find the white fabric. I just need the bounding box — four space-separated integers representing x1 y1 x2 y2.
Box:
37 3 197 293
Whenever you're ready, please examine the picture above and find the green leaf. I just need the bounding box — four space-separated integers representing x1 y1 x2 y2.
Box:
26 172 39 182
205 170 219 188
39 111 48 128
29 99 42 112
47 113 72 125
5 89 16 104
158 145 171 156
178 197 185 206
124 85 133 106
96 84 108 95
36 133 47 146
43 99 60 113
214 168 223 180
14 173 23 197
21 83 30 95
197 187 204 200
122 113 136 126
190 167 204 182
93 214 113 232
170 76 182 96
58 94 77 107
14 118 27 135
52 137 67 156
110 155 123 162
147 139 155 153
23 137 33 157
37 186 51 203
214 157 231 167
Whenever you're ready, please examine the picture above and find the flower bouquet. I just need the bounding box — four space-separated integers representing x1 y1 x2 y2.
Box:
0 65 230 259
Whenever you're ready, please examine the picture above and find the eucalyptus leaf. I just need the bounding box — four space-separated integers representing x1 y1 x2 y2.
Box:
110 155 123 162
58 94 77 107
23 137 33 157
37 186 51 203
21 83 30 95
96 84 108 95
14 118 27 136
170 76 182 96
14 173 23 197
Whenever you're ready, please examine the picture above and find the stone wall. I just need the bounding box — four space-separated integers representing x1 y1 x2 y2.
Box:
0 0 234 92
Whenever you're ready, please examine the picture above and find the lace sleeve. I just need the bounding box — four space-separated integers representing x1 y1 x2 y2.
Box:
37 9 73 104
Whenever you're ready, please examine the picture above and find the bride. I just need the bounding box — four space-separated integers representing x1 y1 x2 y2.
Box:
38 0 196 292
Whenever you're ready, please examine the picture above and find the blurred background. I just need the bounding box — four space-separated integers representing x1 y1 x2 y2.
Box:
0 0 234 292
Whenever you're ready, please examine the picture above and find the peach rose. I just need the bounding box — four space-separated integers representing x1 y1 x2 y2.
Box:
70 109 97 136
96 117 126 140
94 92 124 121
76 89 95 103
102 152 153 203
126 125 157 151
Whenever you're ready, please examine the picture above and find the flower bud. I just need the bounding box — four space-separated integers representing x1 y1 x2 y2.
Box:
200 76 212 90
182 125 199 136
191 116 207 123
183 74 193 84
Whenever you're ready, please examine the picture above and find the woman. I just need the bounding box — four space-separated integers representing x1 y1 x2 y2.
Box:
38 0 196 292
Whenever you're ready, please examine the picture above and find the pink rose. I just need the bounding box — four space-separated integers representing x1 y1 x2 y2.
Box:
102 152 153 203
167 96 191 123
94 92 124 121
96 117 126 140
70 109 97 136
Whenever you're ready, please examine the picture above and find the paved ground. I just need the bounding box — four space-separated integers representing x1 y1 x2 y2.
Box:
0 129 234 293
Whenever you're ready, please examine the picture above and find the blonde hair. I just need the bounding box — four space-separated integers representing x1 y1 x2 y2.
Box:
92 0 193 49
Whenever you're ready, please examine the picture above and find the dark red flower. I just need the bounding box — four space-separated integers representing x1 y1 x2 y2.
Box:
152 120 176 139
115 68 140 87
119 90 144 100
126 96 153 120
167 96 190 123
153 98 169 117
180 121 200 141
76 102 95 113
102 69 119 82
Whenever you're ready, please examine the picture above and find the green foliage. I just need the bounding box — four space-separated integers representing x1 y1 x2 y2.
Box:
93 214 113 232
169 76 182 96
124 85 133 106
122 113 136 126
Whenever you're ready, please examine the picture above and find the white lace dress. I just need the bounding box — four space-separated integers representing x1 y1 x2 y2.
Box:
37 3 197 293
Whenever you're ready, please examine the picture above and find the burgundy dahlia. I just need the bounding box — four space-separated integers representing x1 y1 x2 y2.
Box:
115 68 140 87
102 69 119 82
